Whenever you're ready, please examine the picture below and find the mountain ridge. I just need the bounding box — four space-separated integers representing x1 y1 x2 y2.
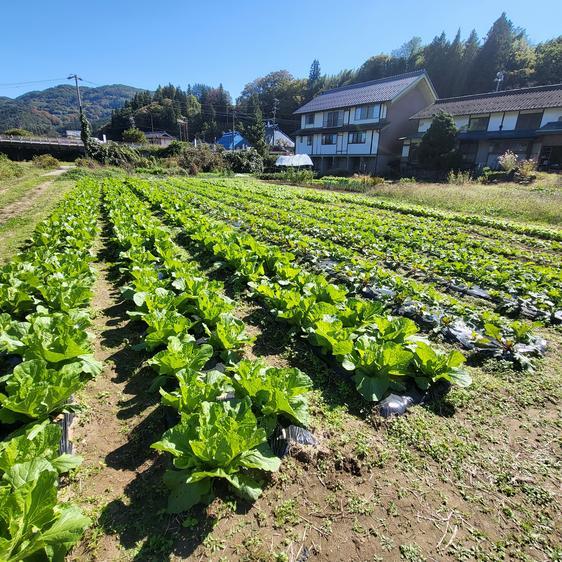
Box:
0 83 144 135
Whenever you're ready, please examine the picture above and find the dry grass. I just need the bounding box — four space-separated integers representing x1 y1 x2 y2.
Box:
366 173 562 226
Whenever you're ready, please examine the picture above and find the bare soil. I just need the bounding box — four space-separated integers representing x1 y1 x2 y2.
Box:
0 168 69 224
66 236 169 561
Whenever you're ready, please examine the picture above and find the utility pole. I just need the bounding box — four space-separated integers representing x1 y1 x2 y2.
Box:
232 108 235 150
67 74 83 111
272 98 279 128
67 74 83 129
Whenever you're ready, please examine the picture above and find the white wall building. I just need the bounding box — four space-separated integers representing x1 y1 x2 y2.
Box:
402 84 562 170
293 70 437 175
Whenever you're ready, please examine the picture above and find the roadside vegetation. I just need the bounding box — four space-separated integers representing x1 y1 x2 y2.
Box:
0 155 72 263
358 175 562 226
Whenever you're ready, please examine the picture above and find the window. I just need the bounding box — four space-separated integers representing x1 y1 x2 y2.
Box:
490 141 530 154
468 116 490 131
355 105 376 120
305 113 315 125
321 134 336 145
306 135 313 146
324 111 342 128
408 140 421 163
459 141 478 163
515 112 542 130
348 131 366 144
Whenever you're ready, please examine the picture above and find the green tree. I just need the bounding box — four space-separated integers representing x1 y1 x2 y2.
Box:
245 94 268 157
504 34 536 88
453 29 479 95
307 59 322 99
122 128 147 143
468 13 516 93
237 70 306 135
2 128 33 137
418 112 459 170
392 36 423 70
423 32 451 97
445 30 464 97
534 36 562 85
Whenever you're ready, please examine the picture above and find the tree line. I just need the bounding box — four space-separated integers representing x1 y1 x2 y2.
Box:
101 13 561 142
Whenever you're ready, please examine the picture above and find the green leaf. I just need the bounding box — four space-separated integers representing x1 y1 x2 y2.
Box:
352 373 390 402
162 470 213 514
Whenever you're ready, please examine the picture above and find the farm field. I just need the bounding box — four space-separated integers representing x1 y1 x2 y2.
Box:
0 172 561 562
313 175 562 227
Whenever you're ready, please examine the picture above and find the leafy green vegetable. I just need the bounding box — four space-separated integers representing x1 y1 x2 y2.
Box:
0 420 82 476
410 340 471 389
207 313 254 361
230 359 312 433
0 359 86 422
0 467 90 561
152 399 280 512
148 335 213 388
160 369 230 414
343 336 414 401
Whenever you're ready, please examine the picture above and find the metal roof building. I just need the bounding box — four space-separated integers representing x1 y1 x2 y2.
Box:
412 84 562 119
294 70 434 115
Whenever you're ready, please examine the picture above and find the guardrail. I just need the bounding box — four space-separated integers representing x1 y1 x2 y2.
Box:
0 135 84 146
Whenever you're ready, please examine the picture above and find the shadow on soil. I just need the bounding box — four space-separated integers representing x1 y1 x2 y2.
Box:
92 225 219 561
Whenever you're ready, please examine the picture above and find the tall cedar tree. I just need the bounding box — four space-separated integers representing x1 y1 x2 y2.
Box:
447 30 465 97
454 30 480 96
307 59 322 100
468 13 515 93
423 32 451 96
418 112 458 170
245 95 268 157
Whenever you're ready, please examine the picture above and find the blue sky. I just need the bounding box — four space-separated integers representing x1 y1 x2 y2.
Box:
1 0 560 99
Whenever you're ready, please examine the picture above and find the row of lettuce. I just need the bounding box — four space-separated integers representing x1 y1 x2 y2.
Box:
288 177 562 243
183 177 561 322
127 177 472 404
0 180 101 561
150 177 549 370
103 181 314 512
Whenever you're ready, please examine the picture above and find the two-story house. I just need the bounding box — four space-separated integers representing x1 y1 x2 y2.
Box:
293 70 437 175
402 83 562 170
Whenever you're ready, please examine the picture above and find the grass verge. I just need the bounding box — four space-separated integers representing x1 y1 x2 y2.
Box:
363 174 562 227
0 178 75 263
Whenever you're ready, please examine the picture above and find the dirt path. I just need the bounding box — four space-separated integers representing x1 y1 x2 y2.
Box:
67 235 169 561
0 167 71 224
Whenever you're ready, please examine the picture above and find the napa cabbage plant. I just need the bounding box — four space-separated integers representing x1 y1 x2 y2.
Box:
0 359 86 423
343 336 414 401
148 335 213 389
152 399 280 512
229 359 313 434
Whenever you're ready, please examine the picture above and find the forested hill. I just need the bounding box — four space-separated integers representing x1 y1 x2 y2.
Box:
0 84 142 135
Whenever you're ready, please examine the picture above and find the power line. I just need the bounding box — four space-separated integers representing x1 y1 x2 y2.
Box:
0 77 69 88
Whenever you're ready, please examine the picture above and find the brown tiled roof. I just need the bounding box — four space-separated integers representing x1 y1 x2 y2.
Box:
294 70 430 114
412 84 562 119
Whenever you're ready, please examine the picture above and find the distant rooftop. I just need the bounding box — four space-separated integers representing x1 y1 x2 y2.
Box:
412 83 562 119
294 70 431 114
144 130 174 138
265 123 294 148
